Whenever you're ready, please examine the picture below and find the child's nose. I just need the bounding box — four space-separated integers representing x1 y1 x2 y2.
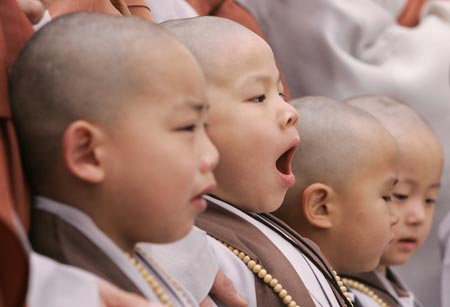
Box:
200 133 219 174
405 200 427 225
278 100 299 130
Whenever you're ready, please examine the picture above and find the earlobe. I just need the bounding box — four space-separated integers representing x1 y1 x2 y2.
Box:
63 120 106 183
302 183 333 229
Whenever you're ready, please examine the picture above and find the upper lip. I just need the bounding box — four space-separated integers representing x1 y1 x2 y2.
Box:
191 181 217 200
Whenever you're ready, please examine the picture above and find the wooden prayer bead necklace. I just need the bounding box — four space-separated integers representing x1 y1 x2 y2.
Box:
333 272 354 306
342 277 390 307
218 239 300 307
125 252 173 306
135 246 193 307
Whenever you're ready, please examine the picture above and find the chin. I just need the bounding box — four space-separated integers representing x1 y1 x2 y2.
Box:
155 223 194 244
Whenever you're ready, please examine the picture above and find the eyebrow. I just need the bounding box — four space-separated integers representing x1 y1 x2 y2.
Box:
385 176 399 188
239 72 282 87
401 178 441 189
174 101 210 114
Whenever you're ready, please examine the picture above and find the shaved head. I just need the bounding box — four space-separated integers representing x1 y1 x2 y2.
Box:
10 13 196 184
290 96 395 193
345 95 439 146
161 16 270 84
277 96 398 237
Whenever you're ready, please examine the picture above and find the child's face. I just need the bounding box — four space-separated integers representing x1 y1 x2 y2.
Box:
206 38 300 212
103 49 218 247
331 128 398 273
380 134 443 266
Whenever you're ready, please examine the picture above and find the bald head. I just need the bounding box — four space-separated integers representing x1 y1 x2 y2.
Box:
161 16 270 83
290 96 395 193
345 95 438 145
10 13 195 184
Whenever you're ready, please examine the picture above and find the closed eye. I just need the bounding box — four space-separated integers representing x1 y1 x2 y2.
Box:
176 124 197 132
425 198 436 205
248 94 266 103
393 193 408 200
383 196 392 202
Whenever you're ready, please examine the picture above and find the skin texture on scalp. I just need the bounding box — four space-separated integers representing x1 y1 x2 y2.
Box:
10 13 184 188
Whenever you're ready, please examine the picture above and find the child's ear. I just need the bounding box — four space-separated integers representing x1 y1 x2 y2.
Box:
302 183 333 229
62 120 106 183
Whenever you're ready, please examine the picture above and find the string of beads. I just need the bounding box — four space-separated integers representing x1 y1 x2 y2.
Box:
135 246 193 307
125 252 173 306
218 239 300 307
342 277 391 307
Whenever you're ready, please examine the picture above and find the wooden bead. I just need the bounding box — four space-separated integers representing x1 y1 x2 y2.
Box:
247 260 256 269
233 249 239 256
278 289 287 298
258 269 267 278
269 278 278 287
252 264 262 273
263 274 272 283
243 256 250 264
273 284 282 293
282 295 292 304
288 301 297 307
238 252 245 259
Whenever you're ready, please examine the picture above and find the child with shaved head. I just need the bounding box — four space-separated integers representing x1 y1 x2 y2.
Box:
150 16 354 307
341 96 443 307
275 96 399 273
10 13 218 306
272 96 398 305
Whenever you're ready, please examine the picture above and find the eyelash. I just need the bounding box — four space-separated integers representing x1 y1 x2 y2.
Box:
383 196 392 202
393 193 408 200
249 95 266 103
279 93 286 101
177 124 197 132
426 198 436 205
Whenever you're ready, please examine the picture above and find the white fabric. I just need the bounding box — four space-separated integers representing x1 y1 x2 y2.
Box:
33 10 51 30
439 212 450 307
204 195 340 307
34 196 198 306
146 0 198 23
234 1 450 306
27 252 100 307
138 227 218 304
207 236 257 307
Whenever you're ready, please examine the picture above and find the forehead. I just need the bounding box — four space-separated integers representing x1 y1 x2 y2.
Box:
210 36 279 89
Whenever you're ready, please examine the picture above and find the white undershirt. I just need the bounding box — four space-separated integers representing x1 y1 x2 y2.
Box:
204 195 340 307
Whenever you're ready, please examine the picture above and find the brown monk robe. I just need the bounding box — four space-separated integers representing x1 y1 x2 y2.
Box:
0 1 34 304
0 217 29 307
341 270 405 307
197 197 351 307
49 0 153 22
0 0 34 232
186 0 291 100
397 0 428 27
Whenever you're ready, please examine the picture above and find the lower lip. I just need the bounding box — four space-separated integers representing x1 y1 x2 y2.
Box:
278 172 296 186
397 240 417 252
190 196 208 211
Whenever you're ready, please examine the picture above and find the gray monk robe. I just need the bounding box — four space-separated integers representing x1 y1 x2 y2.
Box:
30 196 198 307
196 195 352 307
342 269 423 307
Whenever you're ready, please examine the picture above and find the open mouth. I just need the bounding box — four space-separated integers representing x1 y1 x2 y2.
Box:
276 144 298 175
398 238 417 244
